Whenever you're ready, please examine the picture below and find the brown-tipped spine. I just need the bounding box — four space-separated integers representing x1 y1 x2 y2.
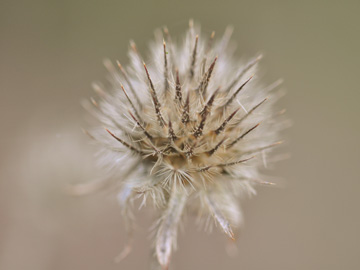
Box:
181 94 190 124
143 63 166 127
236 98 267 125
217 156 254 167
168 120 177 142
197 57 218 96
128 111 153 141
214 108 240 135
175 69 182 103
222 75 253 109
105 129 144 155
194 88 219 138
207 138 226 156
120 84 144 124
197 156 254 172
224 55 262 93
227 123 260 149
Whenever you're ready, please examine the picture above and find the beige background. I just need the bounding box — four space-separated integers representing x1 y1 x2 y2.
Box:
1 0 359 269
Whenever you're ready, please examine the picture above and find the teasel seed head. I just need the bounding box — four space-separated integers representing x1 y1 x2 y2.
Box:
80 21 286 269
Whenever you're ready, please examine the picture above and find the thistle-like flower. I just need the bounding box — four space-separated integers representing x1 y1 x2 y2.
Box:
80 21 285 269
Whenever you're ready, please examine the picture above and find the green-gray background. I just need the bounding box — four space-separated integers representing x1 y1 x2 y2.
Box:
1 0 359 269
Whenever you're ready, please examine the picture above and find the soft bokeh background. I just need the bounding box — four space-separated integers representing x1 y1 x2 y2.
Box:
1 0 359 269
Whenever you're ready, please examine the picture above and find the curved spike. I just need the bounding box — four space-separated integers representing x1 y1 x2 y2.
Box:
105 128 144 155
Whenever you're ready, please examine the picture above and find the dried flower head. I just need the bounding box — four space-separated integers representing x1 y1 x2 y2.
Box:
79 20 286 269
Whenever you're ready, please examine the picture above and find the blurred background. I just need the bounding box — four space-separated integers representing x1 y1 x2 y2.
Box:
1 0 359 269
